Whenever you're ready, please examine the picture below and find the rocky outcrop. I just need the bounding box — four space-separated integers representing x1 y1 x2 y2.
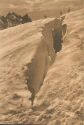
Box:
0 12 32 30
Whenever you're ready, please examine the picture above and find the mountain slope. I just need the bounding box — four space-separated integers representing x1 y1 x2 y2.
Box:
0 8 84 125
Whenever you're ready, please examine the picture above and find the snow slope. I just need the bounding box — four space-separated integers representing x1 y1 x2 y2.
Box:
0 8 84 125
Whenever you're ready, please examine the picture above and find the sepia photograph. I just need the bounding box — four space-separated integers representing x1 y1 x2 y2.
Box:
0 0 84 124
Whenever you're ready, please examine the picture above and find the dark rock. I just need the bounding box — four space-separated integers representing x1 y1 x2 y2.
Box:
0 12 32 30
